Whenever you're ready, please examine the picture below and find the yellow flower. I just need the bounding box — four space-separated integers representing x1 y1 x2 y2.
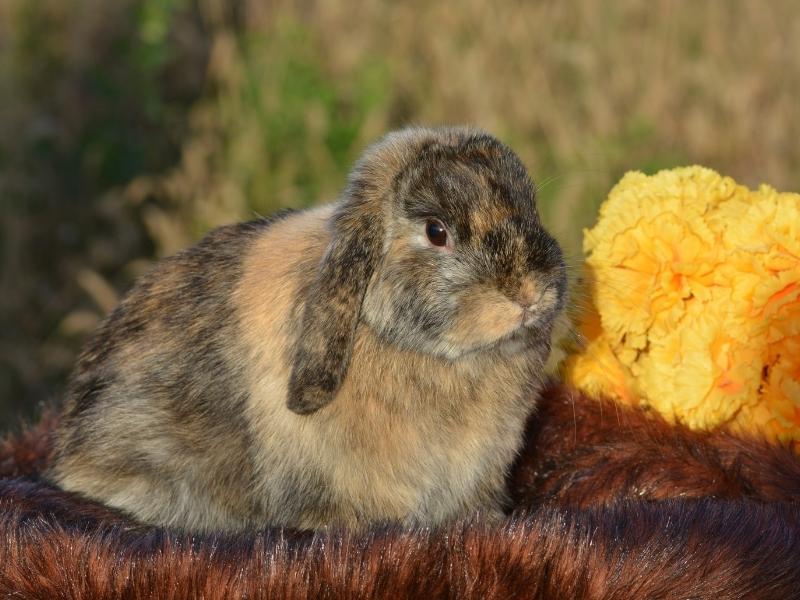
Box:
564 167 800 448
562 304 639 405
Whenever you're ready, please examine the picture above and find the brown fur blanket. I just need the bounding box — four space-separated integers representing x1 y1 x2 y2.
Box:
2 384 799 599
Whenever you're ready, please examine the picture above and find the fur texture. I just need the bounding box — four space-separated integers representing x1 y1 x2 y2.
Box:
47 127 567 531
510 385 800 506
2 384 799 599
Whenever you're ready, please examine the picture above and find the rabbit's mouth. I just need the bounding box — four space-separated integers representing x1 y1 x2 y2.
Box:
520 284 560 329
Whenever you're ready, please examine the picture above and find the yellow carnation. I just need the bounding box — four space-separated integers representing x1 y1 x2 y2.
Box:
563 167 800 448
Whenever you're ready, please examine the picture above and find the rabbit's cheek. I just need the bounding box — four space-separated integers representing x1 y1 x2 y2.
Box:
442 288 522 350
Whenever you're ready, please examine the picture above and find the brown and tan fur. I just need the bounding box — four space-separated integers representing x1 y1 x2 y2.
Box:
48 127 567 531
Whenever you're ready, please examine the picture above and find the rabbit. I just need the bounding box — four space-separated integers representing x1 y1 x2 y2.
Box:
47 126 567 532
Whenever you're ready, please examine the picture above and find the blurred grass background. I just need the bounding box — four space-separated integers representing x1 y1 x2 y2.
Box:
1 0 799 430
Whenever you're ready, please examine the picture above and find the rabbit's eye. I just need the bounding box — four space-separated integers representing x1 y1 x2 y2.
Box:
425 220 448 247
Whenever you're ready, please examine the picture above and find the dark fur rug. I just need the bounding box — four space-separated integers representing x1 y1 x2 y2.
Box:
2 385 799 599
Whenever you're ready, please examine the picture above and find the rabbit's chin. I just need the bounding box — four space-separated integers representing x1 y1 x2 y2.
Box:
473 324 553 357
414 320 553 362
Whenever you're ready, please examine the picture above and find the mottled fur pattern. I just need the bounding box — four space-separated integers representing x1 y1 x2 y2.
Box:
2 385 799 599
49 217 286 531
48 127 567 531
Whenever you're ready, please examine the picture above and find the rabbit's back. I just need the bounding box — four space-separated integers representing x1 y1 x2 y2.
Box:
49 212 303 530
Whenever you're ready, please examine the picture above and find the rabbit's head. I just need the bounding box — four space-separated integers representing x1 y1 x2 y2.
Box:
288 127 566 414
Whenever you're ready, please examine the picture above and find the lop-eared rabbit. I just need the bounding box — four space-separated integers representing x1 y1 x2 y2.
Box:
49 127 567 531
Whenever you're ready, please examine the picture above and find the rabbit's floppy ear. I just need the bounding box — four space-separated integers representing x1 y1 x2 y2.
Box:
286 178 386 415
286 127 438 414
